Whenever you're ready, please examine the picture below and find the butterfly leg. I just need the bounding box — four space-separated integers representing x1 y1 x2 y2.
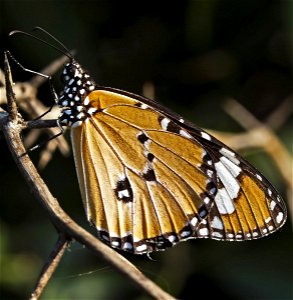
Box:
19 121 64 157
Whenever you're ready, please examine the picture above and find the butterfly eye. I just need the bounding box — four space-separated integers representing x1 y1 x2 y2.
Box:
61 62 80 83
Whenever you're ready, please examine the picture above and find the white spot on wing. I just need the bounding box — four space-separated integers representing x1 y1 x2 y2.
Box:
199 228 209 236
168 235 177 243
136 244 147 252
180 130 192 139
215 161 240 199
270 201 276 210
204 197 211 204
212 232 223 238
111 241 120 247
268 188 272 196
191 217 198 227
181 230 191 237
123 242 133 250
276 212 284 224
201 132 212 141
219 147 240 165
219 156 241 178
88 107 97 115
211 216 224 230
214 188 235 214
160 118 170 130
118 189 130 199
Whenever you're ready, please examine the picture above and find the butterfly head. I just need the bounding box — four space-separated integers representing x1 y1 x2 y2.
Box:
59 61 96 105
58 61 97 127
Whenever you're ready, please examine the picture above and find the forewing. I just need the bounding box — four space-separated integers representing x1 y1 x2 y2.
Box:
72 88 287 253
71 90 218 253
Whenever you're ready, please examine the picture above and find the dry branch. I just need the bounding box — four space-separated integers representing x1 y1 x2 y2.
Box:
0 52 176 300
30 234 70 300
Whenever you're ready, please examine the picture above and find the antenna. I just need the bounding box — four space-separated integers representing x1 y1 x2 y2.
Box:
33 26 71 55
9 29 73 60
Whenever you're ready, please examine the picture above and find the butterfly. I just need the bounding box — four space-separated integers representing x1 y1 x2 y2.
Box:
10 28 287 254
55 59 287 254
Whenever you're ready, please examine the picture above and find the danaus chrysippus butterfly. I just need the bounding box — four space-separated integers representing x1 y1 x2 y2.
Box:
10 28 287 254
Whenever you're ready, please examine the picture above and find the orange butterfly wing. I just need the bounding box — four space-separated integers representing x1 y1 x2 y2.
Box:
71 90 216 253
70 89 286 254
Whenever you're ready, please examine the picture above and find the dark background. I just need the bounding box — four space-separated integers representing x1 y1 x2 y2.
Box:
0 1 292 299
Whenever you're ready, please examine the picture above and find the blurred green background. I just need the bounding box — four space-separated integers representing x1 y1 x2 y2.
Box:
0 0 292 299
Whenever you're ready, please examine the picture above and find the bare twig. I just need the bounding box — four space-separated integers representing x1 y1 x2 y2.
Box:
0 50 176 300
265 95 293 130
30 234 70 300
3 51 18 120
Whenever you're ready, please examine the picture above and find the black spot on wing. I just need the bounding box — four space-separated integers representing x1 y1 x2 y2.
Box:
137 132 149 144
147 153 155 162
158 116 181 133
166 121 181 133
114 177 133 202
198 205 209 219
134 102 142 107
206 180 217 196
143 168 156 181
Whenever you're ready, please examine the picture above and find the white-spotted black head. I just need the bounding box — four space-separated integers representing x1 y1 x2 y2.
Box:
8 27 97 127
57 61 97 127
58 61 96 108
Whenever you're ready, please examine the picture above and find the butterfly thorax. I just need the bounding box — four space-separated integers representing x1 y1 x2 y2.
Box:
58 61 97 127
